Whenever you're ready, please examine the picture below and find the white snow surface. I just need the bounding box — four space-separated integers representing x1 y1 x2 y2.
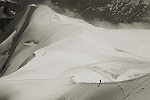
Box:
0 5 150 100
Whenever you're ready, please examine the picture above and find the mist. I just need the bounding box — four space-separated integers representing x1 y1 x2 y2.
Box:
91 19 150 29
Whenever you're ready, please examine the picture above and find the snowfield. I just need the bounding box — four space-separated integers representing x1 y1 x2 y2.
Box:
0 5 150 100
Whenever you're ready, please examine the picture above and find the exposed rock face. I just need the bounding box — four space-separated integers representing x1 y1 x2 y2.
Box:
0 0 20 37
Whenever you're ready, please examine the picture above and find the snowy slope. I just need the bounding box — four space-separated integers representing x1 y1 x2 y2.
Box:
0 5 150 100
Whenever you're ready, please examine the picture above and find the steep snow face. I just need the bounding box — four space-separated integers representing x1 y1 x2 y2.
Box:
0 5 150 100
0 5 150 81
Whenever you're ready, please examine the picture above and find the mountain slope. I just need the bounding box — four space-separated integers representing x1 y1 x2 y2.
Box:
0 5 150 100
